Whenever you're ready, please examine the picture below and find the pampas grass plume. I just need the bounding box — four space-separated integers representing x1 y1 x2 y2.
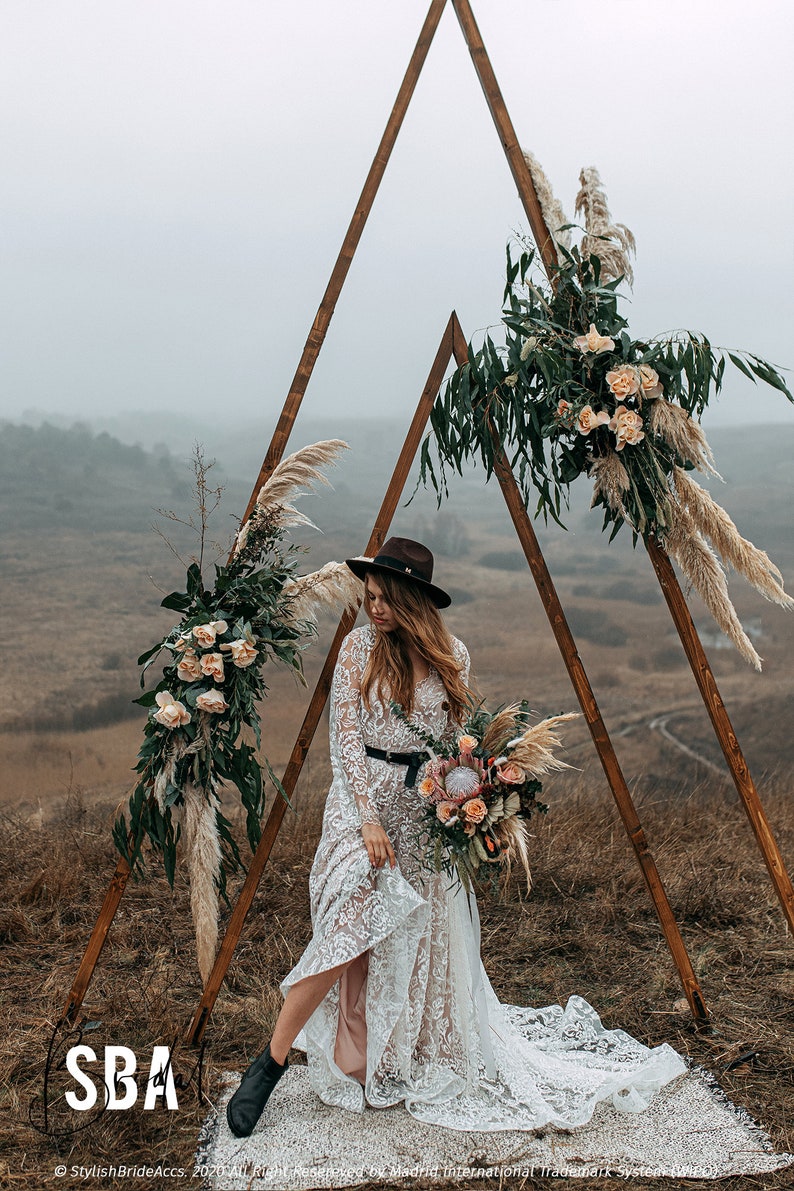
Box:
575 167 635 286
507 713 579 777
666 509 762 670
285 561 362 624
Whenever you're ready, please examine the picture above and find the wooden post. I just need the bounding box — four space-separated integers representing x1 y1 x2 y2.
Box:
452 0 792 953
62 857 131 1023
60 2 451 1024
451 0 557 276
446 317 708 1021
646 537 794 932
186 316 457 1044
237 0 450 527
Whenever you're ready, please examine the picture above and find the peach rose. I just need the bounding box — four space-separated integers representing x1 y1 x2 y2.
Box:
576 404 610 435
462 797 488 824
606 365 641 400
196 689 228 715
496 761 525 784
192 620 228 648
638 364 663 400
176 649 202 683
418 777 437 798
436 801 460 825
153 690 191 729
609 405 645 451
172 635 192 653
228 639 258 668
457 734 478 754
556 399 574 423
200 652 225 682
573 324 615 355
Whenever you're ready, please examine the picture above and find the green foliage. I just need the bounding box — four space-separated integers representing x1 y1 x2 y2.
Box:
420 244 792 540
113 509 314 893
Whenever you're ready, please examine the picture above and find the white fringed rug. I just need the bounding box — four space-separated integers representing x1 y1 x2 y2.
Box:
197 1066 792 1189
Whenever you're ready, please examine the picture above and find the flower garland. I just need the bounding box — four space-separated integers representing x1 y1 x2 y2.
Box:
393 699 576 894
420 165 793 669
113 440 361 984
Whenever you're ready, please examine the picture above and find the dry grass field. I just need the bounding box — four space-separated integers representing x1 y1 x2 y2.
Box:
2 419 794 1189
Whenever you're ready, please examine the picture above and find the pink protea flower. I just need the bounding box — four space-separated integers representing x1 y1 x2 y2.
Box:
442 761 484 802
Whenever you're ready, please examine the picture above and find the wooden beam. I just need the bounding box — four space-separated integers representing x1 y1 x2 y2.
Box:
62 857 132 1023
446 315 708 1021
646 536 794 932
451 0 557 275
186 315 457 1044
237 0 450 529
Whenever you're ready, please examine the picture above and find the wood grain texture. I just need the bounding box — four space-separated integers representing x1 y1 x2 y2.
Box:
451 0 558 275
646 535 794 932
235 0 450 532
186 316 458 1044
62 856 131 1023
447 314 708 1021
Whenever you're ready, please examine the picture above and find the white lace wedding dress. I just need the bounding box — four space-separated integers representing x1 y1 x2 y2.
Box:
281 625 686 1131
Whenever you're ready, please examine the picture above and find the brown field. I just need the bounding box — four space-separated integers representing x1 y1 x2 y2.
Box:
2 421 794 1188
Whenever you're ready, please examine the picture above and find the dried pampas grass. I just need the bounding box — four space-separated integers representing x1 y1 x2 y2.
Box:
177 781 223 987
256 439 348 520
234 440 349 552
590 452 630 519
494 814 532 895
284 561 362 625
522 149 572 259
673 468 794 611
479 704 523 757
507 713 579 777
575 167 635 286
150 718 225 984
665 508 762 670
649 400 720 478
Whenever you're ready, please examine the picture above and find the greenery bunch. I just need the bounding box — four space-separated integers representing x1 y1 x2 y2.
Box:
420 243 792 542
113 507 312 899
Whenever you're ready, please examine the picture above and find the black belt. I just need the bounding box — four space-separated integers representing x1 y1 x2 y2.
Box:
364 746 430 788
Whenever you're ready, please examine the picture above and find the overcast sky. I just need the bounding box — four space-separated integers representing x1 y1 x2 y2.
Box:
2 0 793 441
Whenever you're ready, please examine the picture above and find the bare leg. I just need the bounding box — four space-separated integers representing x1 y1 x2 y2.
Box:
269 959 353 1065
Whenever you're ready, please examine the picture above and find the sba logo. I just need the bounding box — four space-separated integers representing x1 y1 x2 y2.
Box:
65 1046 178 1110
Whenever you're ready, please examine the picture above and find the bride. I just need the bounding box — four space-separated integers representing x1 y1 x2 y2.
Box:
226 536 686 1138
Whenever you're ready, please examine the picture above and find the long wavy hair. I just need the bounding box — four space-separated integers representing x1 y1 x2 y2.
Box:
361 569 470 722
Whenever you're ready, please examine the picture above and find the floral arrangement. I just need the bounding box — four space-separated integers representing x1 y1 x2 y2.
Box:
113 440 361 984
394 699 576 893
420 163 793 669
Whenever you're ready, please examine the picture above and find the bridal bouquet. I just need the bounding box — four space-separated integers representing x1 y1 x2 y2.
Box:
394 700 576 892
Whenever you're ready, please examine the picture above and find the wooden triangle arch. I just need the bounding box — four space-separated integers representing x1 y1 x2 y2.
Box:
63 0 794 1043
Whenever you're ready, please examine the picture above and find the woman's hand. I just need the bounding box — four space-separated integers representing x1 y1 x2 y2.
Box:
361 822 396 869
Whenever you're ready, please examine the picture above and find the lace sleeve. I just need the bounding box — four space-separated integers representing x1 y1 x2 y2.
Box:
330 631 380 829
440 637 472 745
453 637 471 689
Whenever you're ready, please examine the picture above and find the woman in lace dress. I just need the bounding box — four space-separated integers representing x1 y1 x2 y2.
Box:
226 537 685 1138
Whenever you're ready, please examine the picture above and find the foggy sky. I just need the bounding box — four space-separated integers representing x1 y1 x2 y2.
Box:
2 0 793 438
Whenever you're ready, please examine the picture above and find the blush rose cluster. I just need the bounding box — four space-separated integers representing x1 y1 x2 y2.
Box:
151 619 259 730
554 327 665 453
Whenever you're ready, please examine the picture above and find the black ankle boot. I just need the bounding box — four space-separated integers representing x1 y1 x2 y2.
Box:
226 1043 288 1138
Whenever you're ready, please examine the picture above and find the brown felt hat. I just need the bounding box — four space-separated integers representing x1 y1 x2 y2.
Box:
345 536 451 608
